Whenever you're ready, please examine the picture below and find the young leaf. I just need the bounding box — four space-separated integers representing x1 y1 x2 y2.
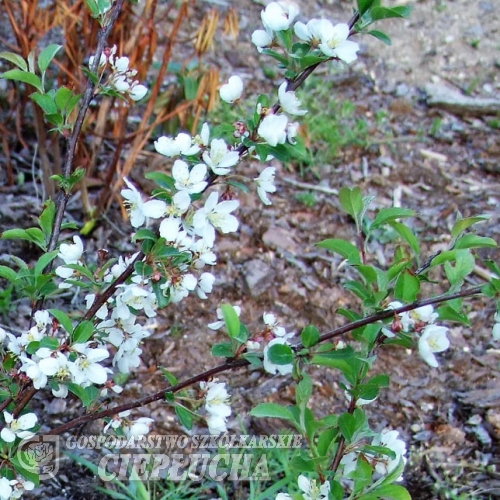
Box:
451 214 490 240
389 221 420 255
301 325 320 348
30 92 58 115
221 304 241 340
38 44 62 73
367 29 392 45
369 207 414 232
175 405 193 430
1 69 43 92
38 199 56 238
48 308 74 335
454 234 497 250
394 270 420 303
211 342 234 358
0 51 28 71
339 186 363 220
316 239 361 265
250 403 294 421
0 265 18 282
73 321 95 343
267 343 293 365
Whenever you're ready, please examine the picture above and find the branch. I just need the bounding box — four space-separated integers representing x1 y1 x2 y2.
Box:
44 285 485 435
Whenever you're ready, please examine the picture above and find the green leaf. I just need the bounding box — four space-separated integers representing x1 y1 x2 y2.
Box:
73 321 94 343
344 280 371 301
175 405 193 430
25 228 46 249
389 222 420 255
436 304 470 326
372 484 411 500
369 207 414 231
295 373 312 406
34 250 58 276
31 92 58 114
0 51 28 71
367 29 392 45
301 325 320 348
316 239 361 265
182 75 198 100
211 342 234 357
0 265 18 282
54 86 74 112
132 228 157 242
38 336 60 350
48 309 73 335
339 186 363 219
339 413 357 442
370 5 412 21
250 403 294 421
1 228 31 241
288 454 316 473
394 270 420 303
221 304 241 340
357 0 377 15
38 199 56 237
451 215 490 239
38 44 62 73
267 343 293 365
454 234 497 250
1 69 42 91
444 249 475 288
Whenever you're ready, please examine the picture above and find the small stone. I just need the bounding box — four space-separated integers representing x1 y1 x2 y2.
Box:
242 259 276 297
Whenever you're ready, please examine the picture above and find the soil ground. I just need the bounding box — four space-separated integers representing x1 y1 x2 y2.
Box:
1 0 500 499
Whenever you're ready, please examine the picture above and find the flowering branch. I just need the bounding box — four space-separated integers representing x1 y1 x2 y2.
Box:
41 284 484 435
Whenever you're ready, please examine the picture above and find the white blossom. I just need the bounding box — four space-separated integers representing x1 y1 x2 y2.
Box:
161 273 197 303
172 160 207 194
1 411 37 443
192 191 239 247
252 29 273 52
258 114 288 147
297 475 330 500
58 235 84 264
127 417 154 438
261 2 298 32
197 272 215 299
219 75 243 103
263 312 287 337
372 429 407 477
294 18 328 43
129 82 147 101
204 380 231 435
255 167 276 205
317 22 359 64
418 324 450 367
278 82 307 116
202 138 239 175
154 133 200 157
121 178 166 228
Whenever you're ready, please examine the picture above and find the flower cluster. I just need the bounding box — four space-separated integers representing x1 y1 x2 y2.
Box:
383 303 450 368
341 429 407 480
276 474 330 500
0 476 35 500
202 380 232 435
89 45 147 101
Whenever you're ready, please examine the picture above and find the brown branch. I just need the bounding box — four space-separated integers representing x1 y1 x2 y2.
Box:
44 284 485 435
